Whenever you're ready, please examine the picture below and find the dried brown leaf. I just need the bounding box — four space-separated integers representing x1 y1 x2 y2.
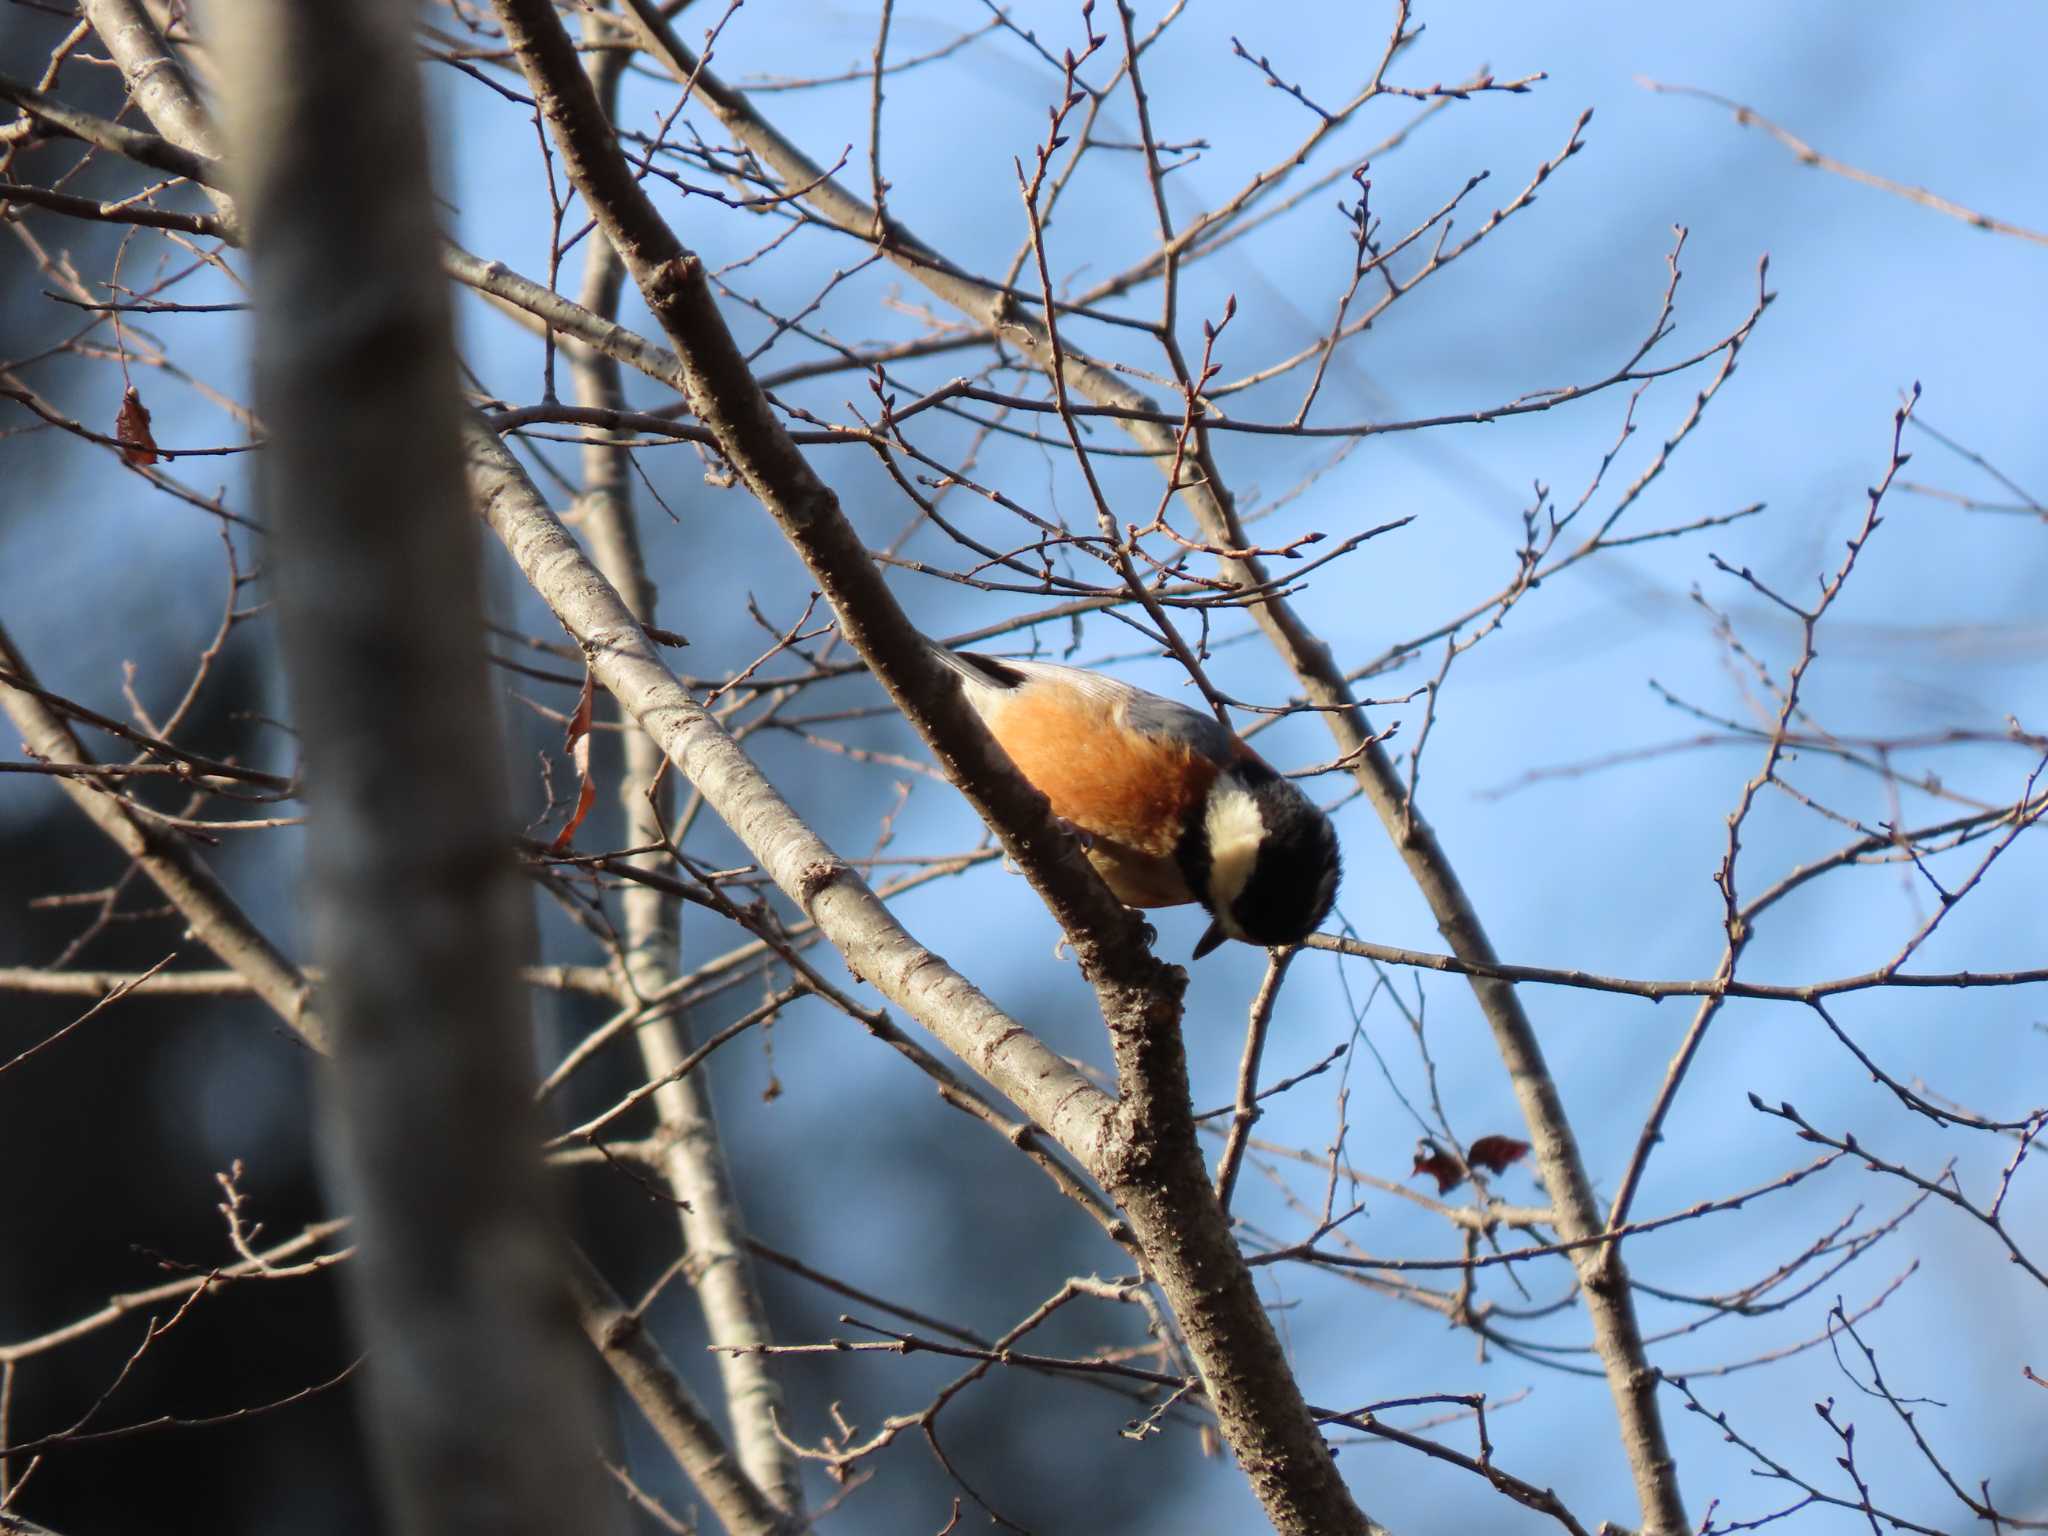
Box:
116 385 159 466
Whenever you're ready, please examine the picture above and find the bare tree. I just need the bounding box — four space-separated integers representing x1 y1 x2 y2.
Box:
2 3 2043 1534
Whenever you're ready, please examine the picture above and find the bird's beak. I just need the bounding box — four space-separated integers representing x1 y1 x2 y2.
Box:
1191 919 1228 959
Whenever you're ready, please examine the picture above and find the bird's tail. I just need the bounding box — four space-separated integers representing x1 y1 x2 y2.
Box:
925 644 1023 692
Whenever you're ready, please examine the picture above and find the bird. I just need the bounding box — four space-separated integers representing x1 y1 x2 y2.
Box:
930 646 1340 957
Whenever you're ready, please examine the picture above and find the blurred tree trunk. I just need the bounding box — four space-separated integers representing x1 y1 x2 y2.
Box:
215 3 614 1532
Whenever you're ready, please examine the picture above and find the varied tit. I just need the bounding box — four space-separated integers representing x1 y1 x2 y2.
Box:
930 647 1340 958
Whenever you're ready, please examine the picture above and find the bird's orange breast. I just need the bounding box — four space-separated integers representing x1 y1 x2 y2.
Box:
977 686 1217 906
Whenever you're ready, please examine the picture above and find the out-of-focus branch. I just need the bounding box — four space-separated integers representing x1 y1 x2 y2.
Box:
0 1218 353 1366
1642 78 2048 246
0 1512 65 1536
213 1 611 1530
0 966 618 998
76 0 219 170
5 50 690 400
564 1249 800 1536
0 623 324 1051
0 68 219 187
0 179 224 235
445 240 686 389
566 18 803 1517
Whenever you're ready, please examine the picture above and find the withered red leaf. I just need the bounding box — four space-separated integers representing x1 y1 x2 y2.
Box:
115 385 159 466
549 668 597 853
1467 1134 1531 1176
1410 1133 1532 1195
1411 1139 1464 1195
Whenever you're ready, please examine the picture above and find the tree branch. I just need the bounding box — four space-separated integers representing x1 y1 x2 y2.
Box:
565 19 803 1516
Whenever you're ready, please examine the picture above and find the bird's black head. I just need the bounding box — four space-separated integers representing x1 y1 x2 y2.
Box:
1232 771 1341 945
1185 759 1340 957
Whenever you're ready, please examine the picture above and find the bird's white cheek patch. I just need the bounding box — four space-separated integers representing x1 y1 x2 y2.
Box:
1204 786 1265 926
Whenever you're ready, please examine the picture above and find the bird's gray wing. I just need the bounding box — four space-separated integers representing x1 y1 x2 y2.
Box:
941 650 1240 765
